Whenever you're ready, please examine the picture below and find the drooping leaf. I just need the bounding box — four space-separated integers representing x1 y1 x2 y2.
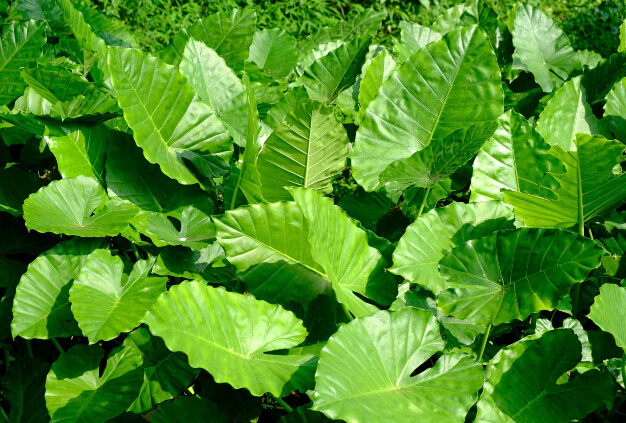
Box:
257 100 349 201
123 327 200 414
23 175 138 236
504 134 626 229
152 243 233 283
2 357 50 423
510 3 580 92
357 49 396 121
605 76 626 142
582 52 626 105
180 38 249 147
248 29 298 80
69 250 166 344
588 284 626 352
391 201 514 293
45 345 144 423
351 25 503 191
470 110 565 202
108 47 232 185
11 237 107 339
380 123 496 196
536 76 610 150
151 396 227 423
437 228 602 326
392 22 442 64
0 167 45 216
475 330 615 423
143 281 313 396
313 308 484 422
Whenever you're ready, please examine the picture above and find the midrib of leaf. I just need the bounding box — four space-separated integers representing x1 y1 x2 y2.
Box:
326 42 364 102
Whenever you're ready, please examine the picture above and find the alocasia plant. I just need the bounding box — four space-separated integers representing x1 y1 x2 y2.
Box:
2 1 626 422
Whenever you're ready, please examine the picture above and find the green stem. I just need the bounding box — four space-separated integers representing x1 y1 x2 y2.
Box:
0 406 8 422
341 303 354 321
51 338 64 354
269 394 293 413
417 187 431 218
25 339 34 359
129 243 141 261
571 222 587 317
621 353 626 391
478 324 492 363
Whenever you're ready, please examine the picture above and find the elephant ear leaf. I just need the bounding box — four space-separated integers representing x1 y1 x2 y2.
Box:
437 228 602 326
476 330 615 423
108 46 232 186
605 77 626 143
143 281 313 397
23 176 138 237
504 134 626 229
588 284 626 352
45 344 144 423
313 308 484 422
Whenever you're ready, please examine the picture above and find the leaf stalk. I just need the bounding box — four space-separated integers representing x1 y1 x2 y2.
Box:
478 324 492 363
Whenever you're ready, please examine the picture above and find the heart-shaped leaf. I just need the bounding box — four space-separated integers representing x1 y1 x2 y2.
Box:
588 284 626 352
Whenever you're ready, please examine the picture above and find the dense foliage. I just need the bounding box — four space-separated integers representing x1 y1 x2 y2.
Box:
1 0 626 421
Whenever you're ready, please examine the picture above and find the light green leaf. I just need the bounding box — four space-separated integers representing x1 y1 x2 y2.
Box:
23 175 138 236
437 228 602 326
143 281 313 396
504 134 626 229
392 22 442 63
45 345 144 423
313 308 484 422
108 46 232 185
588 284 626 352
470 110 565 202
475 330 615 423
0 20 46 105
262 86 310 133
605 76 626 142
123 327 200 414
351 25 503 191
357 48 396 122
511 3 580 92
536 76 610 150
257 100 349 201
391 201 514 293
69 250 167 344
0 167 44 216
180 38 249 147
11 237 107 339
298 35 371 103
248 29 298 80
577 50 603 69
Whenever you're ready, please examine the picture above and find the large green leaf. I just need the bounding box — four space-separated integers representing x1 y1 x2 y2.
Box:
46 125 109 185
0 20 46 105
2 357 49 423
123 327 200 414
0 167 45 216
248 29 298 80
588 284 626 352
380 123 496 196
108 47 232 185
11 237 107 339
536 76 610 150
292 188 397 317
151 396 227 423
504 134 626 229
605 76 626 142
582 52 626 105
298 36 371 103
17 0 65 31
23 175 138 236
510 3 580 92
470 110 565 202
351 25 503 191
143 281 313 396
69 250 166 344
180 38 249 147
390 201 514 293
105 132 214 213
357 49 396 121
257 100 349 201
437 228 602 326
45 345 143 423
475 330 615 423
392 22 442 64
262 86 310 133
214 201 331 310
313 308 484 422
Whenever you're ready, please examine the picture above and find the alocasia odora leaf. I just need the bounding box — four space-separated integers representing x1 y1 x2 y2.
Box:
588 284 626 352
108 46 232 185
392 22 442 63
470 110 565 202
143 281 313 396
357 49 396 121
437 228 603 326
257 100 349 201
248 28 299 80
23 175 138 237
504 134 626 230
510 3 580 92
351 25 503 191
69 250 167 344
0 20 46 105
476 330 615 423
312 308 484 423
536 76 610 150
45 345 144 423
605 76 626 142
11 237 107 339
390 201 514 293
262 86 310 133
